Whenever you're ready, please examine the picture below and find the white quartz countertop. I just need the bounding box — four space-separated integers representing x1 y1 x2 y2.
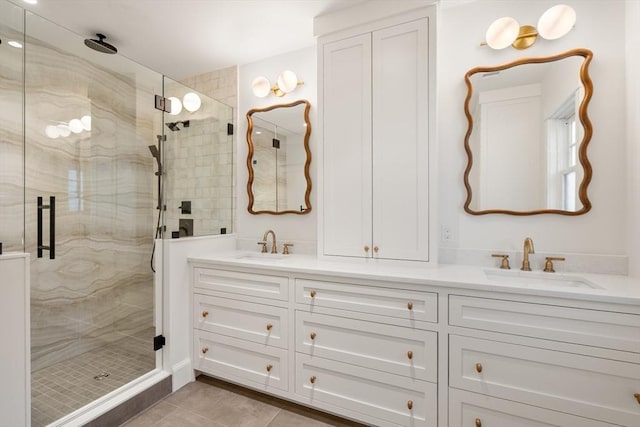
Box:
189 251 640 306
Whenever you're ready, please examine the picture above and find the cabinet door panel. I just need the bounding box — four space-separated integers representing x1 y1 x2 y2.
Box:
372 18 429 262
450 295 640 352
322 34 372 258
296 311 437 381
194 330 288 391
449 389 617 427
450 335 640 426
194 294 288 349
296 353 436 427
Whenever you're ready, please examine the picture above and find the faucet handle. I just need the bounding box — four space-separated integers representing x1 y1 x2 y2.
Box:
257 241 268 253
491 254 511 270
282 243 294 255
543 256 565 273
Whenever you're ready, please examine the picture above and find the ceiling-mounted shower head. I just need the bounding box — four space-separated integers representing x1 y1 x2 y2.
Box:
84 33 118 54
166 122 180 132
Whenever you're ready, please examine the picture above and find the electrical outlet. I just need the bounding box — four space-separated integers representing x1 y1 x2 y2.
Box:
441 226 452 241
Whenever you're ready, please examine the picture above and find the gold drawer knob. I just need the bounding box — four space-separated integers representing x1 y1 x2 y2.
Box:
407 302 413 310
475 363 483 373
635 393 640 404
266 323 273 331
475 419 482 427
266 364 273 372
364 245 370 253
202 311 209 318
201 346 208 354
373 246 379 254
310 290 316 298
310 375 317 384
407 350 414 360
310 332 317 340
407 400 413 410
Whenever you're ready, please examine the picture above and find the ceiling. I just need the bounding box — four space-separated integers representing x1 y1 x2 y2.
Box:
15 0 366 80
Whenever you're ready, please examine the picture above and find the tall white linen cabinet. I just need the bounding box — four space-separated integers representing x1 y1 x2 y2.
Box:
318 5 436 262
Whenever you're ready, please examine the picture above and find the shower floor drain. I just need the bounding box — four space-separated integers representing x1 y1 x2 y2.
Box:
93 372 110 380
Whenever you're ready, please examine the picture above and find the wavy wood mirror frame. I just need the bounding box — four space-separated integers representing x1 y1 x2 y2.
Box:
246 99 312 215
463 48 593 215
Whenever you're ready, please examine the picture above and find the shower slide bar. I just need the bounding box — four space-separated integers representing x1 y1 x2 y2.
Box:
37 196 55 259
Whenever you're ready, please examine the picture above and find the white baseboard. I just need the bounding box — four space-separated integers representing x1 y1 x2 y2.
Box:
172 358 195 392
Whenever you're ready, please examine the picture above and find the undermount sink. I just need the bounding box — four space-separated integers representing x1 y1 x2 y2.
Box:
483 269 602 289
232 253 285 261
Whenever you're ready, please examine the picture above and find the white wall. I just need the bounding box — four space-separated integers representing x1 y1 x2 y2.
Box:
438 0 628 272
626 0 640 277
237 47 318 254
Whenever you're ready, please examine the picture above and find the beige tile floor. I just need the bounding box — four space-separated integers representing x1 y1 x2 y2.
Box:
121 375 368 427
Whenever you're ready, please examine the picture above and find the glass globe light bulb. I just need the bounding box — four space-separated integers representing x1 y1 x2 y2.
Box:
277 70 298 93
183 92 202 113
168 97 182 115
537 4 576 40
69 119 84 134
485 17 520 49
252 76 271 98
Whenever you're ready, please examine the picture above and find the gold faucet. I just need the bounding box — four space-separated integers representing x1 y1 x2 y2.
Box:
521 237 535 271
262 230 278 254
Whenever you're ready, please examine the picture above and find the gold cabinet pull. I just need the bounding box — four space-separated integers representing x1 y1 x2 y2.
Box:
364 245 370 253
310 332 317 340
310 290 316 298
634 393 640 404
266 323 273 331
373 246 379 254
202 311 209 318
266 364 273 372
475 419 482 427
407 350 414 360
310 375 317 384
407 302 413 310
201 346 208 354
407 400 413 410
475 363 483 373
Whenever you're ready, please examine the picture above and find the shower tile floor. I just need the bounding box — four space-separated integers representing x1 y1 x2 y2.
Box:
31 329 156 427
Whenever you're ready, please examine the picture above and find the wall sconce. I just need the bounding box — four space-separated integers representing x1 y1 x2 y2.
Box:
482 4 576 50
252 70 304 98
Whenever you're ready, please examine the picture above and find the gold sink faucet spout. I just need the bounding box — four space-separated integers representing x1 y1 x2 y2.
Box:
262 229 278 254
521 237 535 271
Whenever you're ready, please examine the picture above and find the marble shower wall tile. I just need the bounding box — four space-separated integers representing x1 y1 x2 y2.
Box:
24 36 159 370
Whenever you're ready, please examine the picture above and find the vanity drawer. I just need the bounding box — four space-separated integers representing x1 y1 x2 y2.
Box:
450 335 640 426
194 294 288 349
449 388 618 427
449 295 640 352
296 353 437 427
194 268 288 301
296 311 436 382
194 330 288 391
296 278 437 323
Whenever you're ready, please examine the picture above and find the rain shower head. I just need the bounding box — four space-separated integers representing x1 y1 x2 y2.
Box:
84 33 118 54
165 120 190 132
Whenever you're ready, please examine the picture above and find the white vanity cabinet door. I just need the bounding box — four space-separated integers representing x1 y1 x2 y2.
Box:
296 278 438 324
449 389 618 427
296 353 437 427
193 267 288 301
296 311 437 382
194 330 289 391
322 33 373 259
450 295 640 352
372 18 430 262
194 294 288 349
450 335 640 426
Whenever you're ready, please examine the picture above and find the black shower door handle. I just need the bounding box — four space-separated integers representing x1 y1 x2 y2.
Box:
37 196 55 259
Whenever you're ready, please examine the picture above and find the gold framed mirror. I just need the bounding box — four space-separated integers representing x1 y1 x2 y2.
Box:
246 99 312 215
463 48 593 215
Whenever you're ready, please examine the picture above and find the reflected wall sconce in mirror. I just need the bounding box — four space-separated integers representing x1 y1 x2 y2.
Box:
167 92 202 115
252 70 304 98
482 4 576 50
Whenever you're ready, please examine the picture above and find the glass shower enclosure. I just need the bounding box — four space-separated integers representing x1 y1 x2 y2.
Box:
0 0 234 425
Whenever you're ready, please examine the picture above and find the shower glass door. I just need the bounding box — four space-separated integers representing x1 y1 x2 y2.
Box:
24 11 163 426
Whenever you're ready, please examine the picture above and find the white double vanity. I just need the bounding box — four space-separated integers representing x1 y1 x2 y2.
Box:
188 252 640 427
